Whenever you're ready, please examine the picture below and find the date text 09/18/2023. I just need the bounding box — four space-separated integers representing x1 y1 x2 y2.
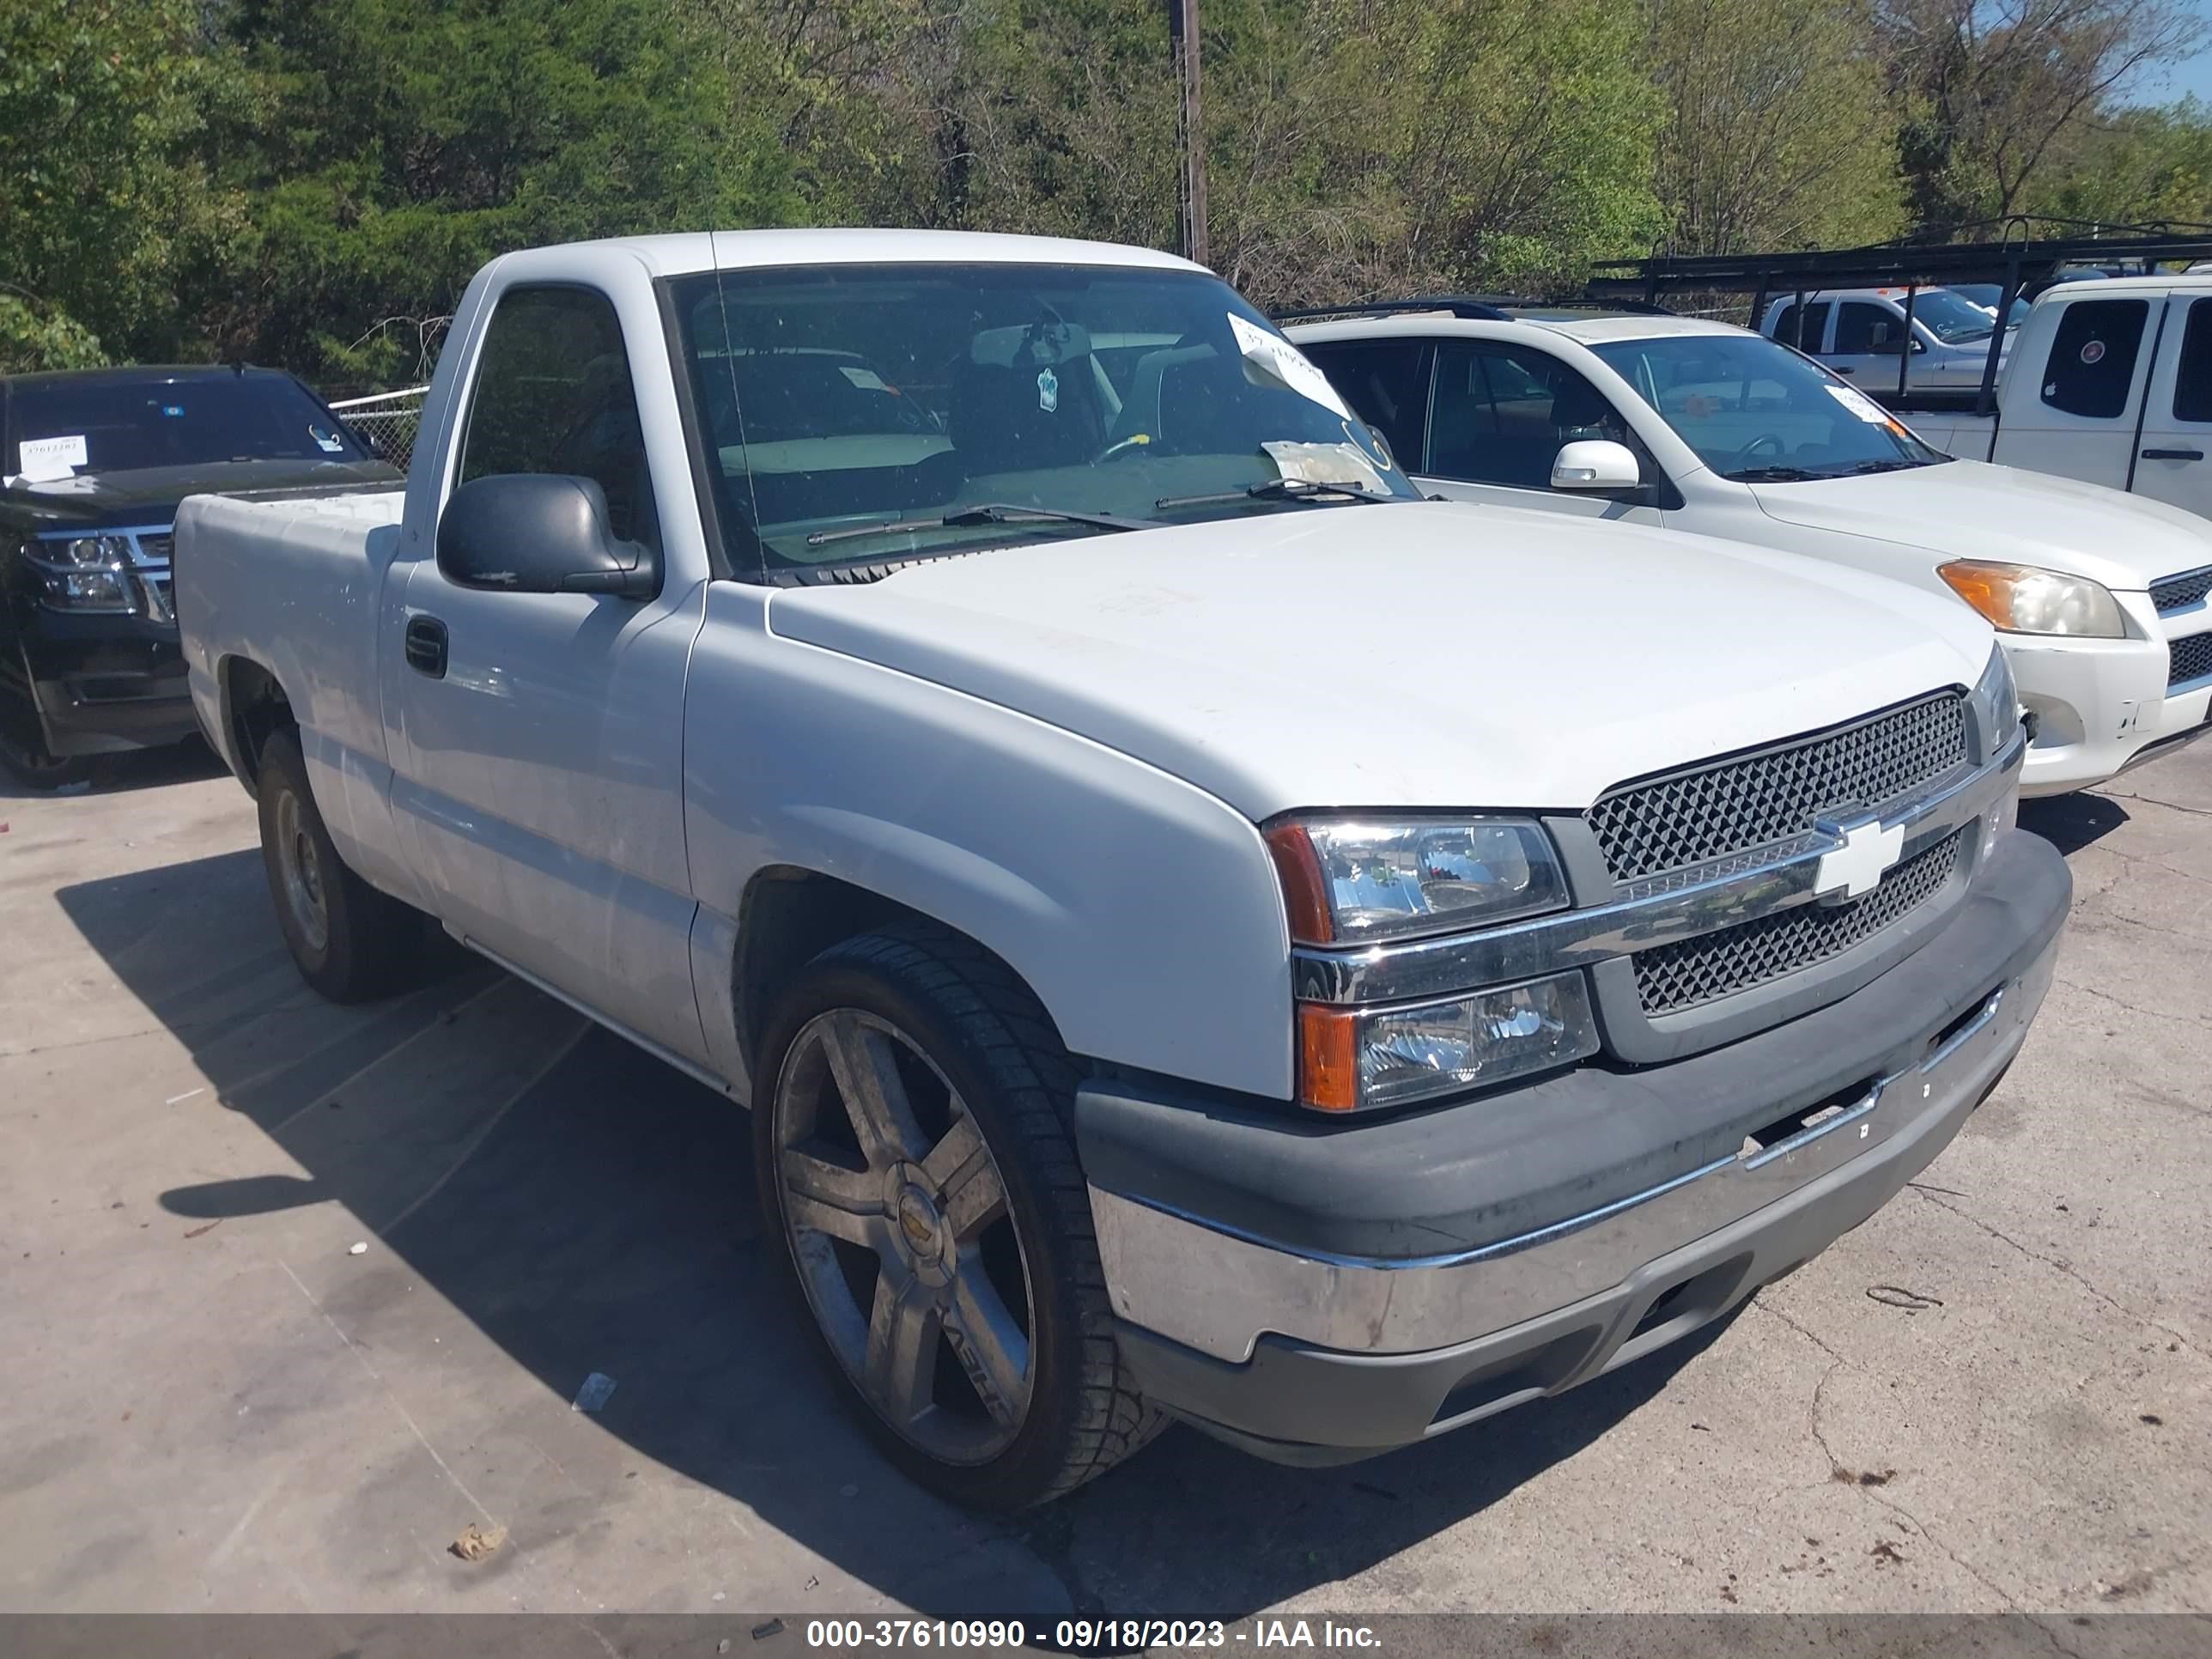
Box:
801 1620 1385 1651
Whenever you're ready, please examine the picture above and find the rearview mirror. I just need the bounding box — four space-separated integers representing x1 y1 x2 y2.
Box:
436 474 658 599
1551 440 1642 493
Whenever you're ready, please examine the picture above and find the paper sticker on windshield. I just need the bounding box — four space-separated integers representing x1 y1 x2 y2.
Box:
309 423 346 454
1228 313 1352 420
1262 440 1389 495
1824 384 1891 425
15 434 88 482
837 365 888 392
1037 368 1060 414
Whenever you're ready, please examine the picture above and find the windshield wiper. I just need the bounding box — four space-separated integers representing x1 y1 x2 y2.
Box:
1724 465 1823 483
1154 477 1395 511
1843 459 1932 475
805 501 1148 548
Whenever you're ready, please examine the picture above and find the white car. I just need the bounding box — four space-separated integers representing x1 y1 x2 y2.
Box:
1290 305 2212 794
172 231 2067 1508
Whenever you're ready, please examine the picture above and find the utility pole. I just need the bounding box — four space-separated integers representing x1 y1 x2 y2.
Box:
1168 0 1208 267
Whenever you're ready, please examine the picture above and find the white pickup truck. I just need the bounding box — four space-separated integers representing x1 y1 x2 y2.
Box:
1906 274 2212 526
174 229 2066 1510
1757 286 2017 393
1289 305 2212 794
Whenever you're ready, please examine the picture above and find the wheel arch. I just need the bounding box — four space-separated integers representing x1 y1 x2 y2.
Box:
217 654 296 794
729 865 1066 1090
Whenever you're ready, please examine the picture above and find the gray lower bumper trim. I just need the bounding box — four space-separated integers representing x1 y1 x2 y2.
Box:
1110 942 2046 1458
1092 935 2051 1364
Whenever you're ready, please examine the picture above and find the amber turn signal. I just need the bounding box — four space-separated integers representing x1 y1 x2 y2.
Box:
1296 1001 1360 1112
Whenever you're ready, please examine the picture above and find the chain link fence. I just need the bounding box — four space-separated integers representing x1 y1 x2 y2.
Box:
328 386 429 471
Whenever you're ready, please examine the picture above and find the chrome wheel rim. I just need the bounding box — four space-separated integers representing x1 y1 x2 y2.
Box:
773 1009 1035 1464
274 788 330 953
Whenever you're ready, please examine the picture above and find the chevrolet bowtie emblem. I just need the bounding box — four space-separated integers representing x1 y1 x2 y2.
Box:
1813 815 1905 904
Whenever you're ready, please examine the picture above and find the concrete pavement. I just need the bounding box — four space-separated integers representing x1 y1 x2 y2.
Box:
2 740 2206 1617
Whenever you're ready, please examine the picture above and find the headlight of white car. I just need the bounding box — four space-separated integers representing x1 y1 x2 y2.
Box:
1266 815 1594 1112
1296 973 1601 1114
1263 815 1569 946
1968 641 2021 756
1938 560 2125 638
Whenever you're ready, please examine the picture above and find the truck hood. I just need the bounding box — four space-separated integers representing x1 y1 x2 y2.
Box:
768 501 1993 820
1 457 400 533
1748 458 2212 592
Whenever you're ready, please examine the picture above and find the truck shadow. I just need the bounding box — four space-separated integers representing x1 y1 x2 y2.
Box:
2017 791 2129 855
0 737 228 801
58 848 1721 1619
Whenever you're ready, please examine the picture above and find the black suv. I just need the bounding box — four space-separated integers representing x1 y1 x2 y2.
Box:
2 366 399 786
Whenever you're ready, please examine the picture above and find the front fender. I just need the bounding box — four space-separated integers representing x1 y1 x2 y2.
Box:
683 583 1295 1102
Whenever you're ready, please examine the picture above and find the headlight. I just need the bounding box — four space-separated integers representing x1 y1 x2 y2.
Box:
1968 642 2020 757
1938 561 2125 637
27 536 133 611
1263 814 1569 945
1297 972 1600 1113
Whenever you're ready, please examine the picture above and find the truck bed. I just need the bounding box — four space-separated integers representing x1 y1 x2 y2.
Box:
173 487 412 890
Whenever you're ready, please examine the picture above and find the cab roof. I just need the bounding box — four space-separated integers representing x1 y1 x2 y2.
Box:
1283 312 1751 347
491 228 1208 282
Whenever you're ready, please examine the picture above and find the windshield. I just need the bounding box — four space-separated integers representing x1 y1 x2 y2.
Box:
1589 333 1948 482
1947 284 2033 330
672 263 1414 574
1902 289 2010 345
8 373 372 475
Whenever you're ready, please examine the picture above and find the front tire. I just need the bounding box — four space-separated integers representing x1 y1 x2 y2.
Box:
257 728 425 1002
753 924 1164 1510
0 728 88 790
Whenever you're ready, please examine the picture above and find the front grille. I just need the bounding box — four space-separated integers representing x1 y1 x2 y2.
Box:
134 532 173 564
1586 693 1967 884
1633 831 1963 1015
2151 564 2212 612
2172 631 2212 689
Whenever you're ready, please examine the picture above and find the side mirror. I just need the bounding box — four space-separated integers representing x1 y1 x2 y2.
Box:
1551 439 1643 494
436 474 657 599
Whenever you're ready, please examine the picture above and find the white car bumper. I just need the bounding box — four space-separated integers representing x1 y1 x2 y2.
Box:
2007 593 2212 795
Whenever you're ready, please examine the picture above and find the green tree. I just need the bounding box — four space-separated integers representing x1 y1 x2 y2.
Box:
0 0 239 370
205 0 805 381
1315 0 1668 299
1875 0 2205 232
1648 0 1905 254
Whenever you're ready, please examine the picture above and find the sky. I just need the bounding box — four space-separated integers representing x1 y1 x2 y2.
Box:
2151 0 2212 104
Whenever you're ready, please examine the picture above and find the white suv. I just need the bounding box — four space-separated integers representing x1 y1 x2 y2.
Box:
1288 301 2212 795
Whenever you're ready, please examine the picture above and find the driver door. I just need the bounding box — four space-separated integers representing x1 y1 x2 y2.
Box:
1413 342 1665 526
388 281 708 1061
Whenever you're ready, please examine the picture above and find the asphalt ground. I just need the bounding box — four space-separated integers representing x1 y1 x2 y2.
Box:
2 739 2205 1620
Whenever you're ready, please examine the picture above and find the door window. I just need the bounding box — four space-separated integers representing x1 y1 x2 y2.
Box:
1834 302 1904 355
1428 343 1629 489
2039 299 2148 420
2172 300 2212 422
460 286 659 546
1298 339 1433 471
1771 302 1830 353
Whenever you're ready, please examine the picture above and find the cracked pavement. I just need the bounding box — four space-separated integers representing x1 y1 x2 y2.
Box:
2 738 2206 1617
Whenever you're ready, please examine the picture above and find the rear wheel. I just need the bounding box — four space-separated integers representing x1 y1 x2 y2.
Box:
257 729 425 1002
754 925 1164 1510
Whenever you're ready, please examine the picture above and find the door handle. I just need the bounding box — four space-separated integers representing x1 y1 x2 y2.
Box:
404 615 448 678
2141 447 2204 461
1832 366 1855 375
